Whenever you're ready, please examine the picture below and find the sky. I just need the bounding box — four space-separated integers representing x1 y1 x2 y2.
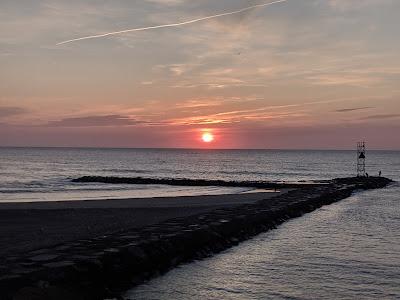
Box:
1 0 399 149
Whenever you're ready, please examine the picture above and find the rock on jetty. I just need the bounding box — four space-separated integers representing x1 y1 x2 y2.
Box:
72 175 325 189
0 177 392 299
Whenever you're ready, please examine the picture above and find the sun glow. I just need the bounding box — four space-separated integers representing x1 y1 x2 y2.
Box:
202 132 214 143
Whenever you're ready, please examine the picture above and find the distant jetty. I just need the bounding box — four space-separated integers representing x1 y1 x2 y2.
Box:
0 177 393 299
72 175 327 189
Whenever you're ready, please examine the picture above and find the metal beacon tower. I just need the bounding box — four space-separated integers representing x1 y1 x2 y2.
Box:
357 141 366 177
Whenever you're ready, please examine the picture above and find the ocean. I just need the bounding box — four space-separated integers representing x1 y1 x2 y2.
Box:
1 147 399 299
0 147 397 202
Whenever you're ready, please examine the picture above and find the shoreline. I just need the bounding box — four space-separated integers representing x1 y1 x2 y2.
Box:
0 189 281 208
0 177 393 299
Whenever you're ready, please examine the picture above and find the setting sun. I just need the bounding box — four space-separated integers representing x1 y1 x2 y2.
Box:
202 132 214 143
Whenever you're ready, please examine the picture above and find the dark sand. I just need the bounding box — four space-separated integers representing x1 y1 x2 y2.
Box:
0 190 286 257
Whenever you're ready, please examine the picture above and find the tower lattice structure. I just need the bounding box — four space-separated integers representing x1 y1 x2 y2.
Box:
357 141 366 177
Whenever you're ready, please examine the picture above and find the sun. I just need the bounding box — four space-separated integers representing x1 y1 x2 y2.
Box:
202 132 214 143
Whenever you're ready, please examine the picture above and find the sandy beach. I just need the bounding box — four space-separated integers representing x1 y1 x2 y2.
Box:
0 190 286 257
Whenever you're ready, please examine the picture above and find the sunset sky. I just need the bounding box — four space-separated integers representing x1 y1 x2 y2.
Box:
1 0 399 149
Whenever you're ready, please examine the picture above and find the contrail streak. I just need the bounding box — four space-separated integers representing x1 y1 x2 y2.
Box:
57 0 289 45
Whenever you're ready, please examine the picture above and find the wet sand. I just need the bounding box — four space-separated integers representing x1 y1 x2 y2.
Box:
0 190 286 257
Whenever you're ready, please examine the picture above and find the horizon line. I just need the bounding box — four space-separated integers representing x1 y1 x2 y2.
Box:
0 146 399 151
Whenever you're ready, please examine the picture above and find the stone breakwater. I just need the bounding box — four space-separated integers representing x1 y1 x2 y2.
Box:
0 177 392 299
72 175 324 189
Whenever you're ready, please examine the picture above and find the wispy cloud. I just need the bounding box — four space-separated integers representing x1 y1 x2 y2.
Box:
361 114 400 120
328 0 394 11
163 99 349 126
47 115 145 127
0 106 28 118
56 0 290 45
335 107 373 113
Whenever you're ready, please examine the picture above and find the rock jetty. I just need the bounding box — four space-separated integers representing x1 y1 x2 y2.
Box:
72 175 325 189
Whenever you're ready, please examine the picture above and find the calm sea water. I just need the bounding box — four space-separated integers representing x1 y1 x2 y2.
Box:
2 148 396 202
1 147 399 298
